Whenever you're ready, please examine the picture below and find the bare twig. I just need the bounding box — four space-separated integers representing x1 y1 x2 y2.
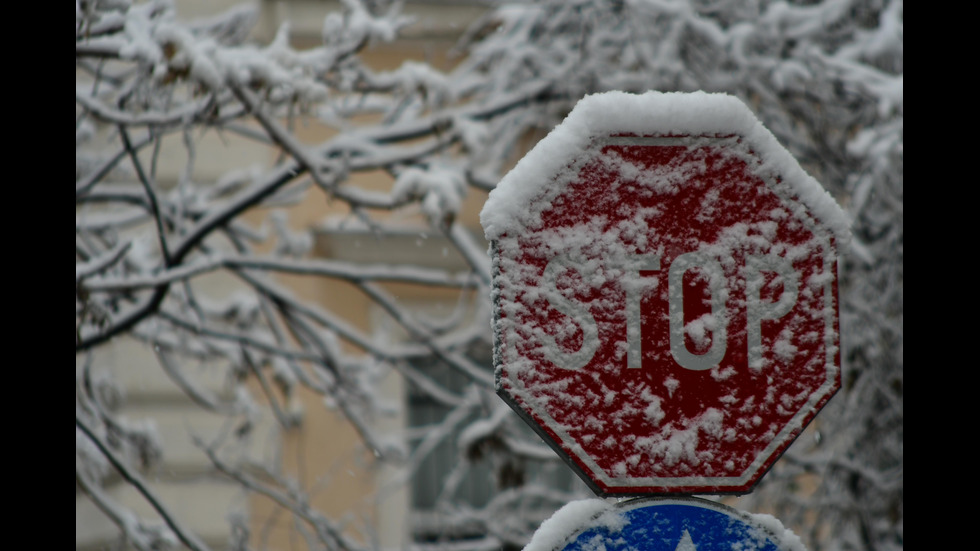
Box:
76 415 213 551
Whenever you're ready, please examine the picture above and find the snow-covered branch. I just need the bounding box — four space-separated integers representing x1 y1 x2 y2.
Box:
77 0 901 549
76 415 212 551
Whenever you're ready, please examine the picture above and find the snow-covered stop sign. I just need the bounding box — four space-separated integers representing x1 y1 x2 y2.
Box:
481 91 850 496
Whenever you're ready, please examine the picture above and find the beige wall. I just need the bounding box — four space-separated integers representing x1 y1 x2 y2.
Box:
78 2 492 549
206 2 489 548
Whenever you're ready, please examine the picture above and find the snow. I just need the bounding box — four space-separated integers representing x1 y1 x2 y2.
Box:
77 0 900 547
522 499 623 551
480 91 850 247
523 498 808 551
746 512 808 551
114 4 335 102
484 90 848 493
392 162 468 227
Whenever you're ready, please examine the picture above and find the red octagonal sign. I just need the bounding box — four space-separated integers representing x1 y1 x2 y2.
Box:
481 92 850 496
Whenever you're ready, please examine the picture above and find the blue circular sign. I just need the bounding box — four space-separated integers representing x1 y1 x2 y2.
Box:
534 498 804 551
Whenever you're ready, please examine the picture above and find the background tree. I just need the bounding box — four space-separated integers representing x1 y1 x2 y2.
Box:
76 1 902 550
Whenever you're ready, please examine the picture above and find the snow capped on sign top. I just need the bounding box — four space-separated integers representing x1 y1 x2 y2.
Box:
522 499 624 551
485 88 846 495
480 91 850 246
522 498 807 551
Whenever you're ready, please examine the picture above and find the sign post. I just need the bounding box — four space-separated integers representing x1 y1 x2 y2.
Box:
481 91 849 497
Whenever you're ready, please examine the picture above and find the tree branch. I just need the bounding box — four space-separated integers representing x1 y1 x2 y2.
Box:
76 415 212 551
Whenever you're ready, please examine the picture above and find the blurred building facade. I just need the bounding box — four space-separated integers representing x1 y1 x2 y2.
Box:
76 1 497 549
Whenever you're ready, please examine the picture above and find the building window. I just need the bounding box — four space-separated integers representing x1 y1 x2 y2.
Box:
405 342 577 543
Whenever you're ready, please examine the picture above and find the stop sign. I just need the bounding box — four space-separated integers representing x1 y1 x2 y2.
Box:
481 92 849 496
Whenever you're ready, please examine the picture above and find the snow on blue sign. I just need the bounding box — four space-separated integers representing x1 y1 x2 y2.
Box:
525 498 807 551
